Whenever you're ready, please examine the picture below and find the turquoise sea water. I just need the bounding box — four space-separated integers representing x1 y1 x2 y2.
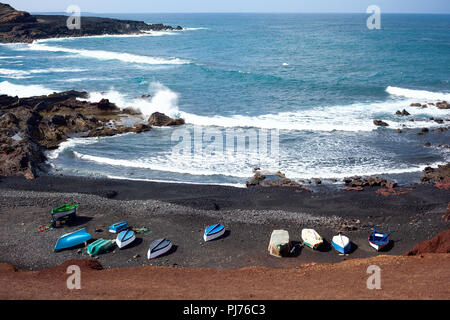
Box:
1 14 449 186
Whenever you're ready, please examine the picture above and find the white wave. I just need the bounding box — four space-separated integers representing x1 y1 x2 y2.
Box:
106 175 245 188
84 82 181 118
54 77 120 83
181 99 449 132
282 161 447 181
0 56 23 59
81 84 449 132
0 81 55 97
17 43 190 65
73 151 252 178
183 27 209 31
387 86 450 101
0 67 86 79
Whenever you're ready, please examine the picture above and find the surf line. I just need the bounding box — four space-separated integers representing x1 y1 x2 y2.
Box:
183 304 217 318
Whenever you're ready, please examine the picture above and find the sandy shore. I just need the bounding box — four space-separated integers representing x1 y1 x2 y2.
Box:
0 175 448 272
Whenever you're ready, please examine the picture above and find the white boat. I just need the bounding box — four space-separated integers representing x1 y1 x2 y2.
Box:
331 234 351 254
301 229 323 250
116 230 136 249
148 238 172 259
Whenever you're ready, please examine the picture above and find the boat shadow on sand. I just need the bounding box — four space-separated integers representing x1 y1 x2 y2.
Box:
316 238 333 253
207 230 231 242
54 216 93 228
118 237 143 250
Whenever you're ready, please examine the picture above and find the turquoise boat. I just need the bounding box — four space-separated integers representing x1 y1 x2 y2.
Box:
86 239 115 256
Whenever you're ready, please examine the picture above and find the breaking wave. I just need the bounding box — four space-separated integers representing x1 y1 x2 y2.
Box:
12 43 191 65
386 86 450 101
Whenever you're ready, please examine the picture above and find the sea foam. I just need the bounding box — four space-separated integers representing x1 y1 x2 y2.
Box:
18 43 191 65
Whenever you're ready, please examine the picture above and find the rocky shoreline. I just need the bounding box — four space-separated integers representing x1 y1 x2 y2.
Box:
0 90 184 179
0 3 182 43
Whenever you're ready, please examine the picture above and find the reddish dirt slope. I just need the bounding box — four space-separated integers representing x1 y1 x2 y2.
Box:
406 229 450 256
1 254 449 300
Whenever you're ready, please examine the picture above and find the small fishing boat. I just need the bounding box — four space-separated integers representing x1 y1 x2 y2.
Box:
54 228 92 251
203 224 225 242
368 226 393 251
86 239 115 256
332 234 351 254
147 238 172 259
116 230 136 249
51 204 78 227
109 221 129 234
301 229 323 250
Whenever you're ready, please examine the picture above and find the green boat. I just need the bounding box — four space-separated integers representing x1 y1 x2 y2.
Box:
51 204 78 227
86 239 115 256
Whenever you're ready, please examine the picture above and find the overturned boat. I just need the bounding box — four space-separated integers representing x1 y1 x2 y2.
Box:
147 238 172 259
51 204 78 227
109 221 129 234
301 229 323 250
54 228 92 252
116 230 136 249
86 239 115 256
203 224 225 242
332 233 351 254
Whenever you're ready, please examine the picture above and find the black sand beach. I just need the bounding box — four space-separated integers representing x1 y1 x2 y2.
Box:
0 174 448 271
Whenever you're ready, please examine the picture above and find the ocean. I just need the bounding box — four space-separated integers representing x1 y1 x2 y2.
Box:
1 13 449 187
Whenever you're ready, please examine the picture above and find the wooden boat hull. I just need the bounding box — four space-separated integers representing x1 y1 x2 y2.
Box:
301 229 323 250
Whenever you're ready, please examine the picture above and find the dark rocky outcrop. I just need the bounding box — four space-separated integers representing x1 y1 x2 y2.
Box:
0 90 185 179
373 120 389 127
395 109 410 116
436 101 449 109
148 112 185 126
0 2 182 43
421 164 450 190
246 169 304 188
343 176 397 189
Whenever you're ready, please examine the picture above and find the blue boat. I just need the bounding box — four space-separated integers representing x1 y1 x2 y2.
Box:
331 234 351 254
54 228 92 251
203 224 225 242
116 230 135 249
368 226 393 251
109 221 129 234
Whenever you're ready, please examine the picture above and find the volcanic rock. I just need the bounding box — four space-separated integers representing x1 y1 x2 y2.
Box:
0 2 182 43
148 112 185 126
373 120 389 127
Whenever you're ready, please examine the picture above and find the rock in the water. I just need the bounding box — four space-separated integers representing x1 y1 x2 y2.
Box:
268 230 290 258
436 101 449 109
246 170 300 187
395 109 410 116
148 112 185 126
373 120 389 127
